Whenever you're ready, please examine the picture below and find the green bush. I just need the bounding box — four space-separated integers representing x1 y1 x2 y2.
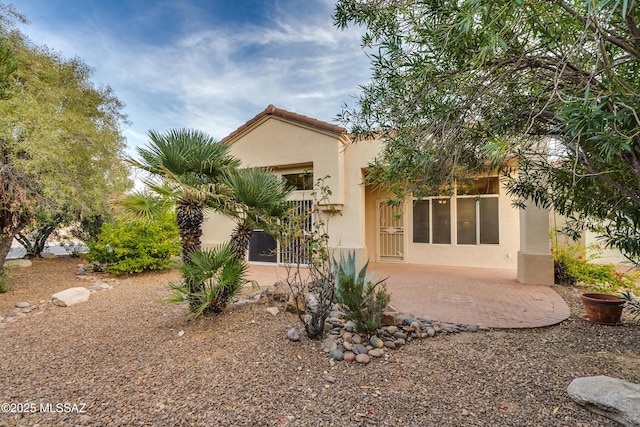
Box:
84 212 180 275
334 251 390 335
168 243 249 318
552 243 639 295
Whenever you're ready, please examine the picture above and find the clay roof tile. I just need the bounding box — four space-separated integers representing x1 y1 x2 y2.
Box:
221 104 346 144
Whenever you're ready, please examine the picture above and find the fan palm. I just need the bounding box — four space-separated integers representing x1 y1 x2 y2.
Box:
125 129 239 262
221 167 294 261
168 242 248 317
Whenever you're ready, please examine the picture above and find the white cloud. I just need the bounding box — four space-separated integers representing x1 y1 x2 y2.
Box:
17 0 371 149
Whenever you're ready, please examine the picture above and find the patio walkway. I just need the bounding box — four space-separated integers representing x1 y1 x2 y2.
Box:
246 262 571 329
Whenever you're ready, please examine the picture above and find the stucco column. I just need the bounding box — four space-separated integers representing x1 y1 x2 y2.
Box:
517 202 554 285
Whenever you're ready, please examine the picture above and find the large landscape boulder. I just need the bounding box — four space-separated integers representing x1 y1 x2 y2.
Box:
4 259 32 268
51 287 91 307
567 376 640 426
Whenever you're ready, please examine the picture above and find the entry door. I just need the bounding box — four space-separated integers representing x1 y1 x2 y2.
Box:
378 201 404 260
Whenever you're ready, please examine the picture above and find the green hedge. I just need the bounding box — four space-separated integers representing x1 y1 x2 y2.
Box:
85 213 180 275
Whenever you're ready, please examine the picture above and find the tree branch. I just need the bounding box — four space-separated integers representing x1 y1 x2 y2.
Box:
555 0 640 60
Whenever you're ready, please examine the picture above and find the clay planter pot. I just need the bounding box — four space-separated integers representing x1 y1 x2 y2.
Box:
580 293 625 325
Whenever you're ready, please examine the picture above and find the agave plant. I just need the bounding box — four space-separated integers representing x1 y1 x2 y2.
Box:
621 290 640 322
168 243 249 318
333 251 390 335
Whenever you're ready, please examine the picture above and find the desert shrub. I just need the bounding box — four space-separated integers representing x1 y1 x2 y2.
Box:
274 176 337 340
552 243 638 294
84 212 180 274
168 243 249 318
334 251 390 335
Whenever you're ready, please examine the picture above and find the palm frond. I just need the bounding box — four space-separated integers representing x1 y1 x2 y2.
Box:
111 191 172 223
130 129 239 181
172 242 249 317
223 167 294 210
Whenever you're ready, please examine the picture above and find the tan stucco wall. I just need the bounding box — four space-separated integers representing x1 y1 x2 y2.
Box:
226 117 345 206
551 212 629 265
201 116 382 265
201 209 235 249
330 140 381 260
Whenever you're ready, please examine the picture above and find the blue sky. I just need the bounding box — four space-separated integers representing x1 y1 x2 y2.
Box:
13 0 370 156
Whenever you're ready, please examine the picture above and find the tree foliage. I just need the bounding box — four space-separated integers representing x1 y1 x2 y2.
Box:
334 0 640 263
0 4 130 264
122 128 292 316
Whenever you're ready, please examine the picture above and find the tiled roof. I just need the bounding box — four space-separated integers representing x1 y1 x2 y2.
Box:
220 104 347 144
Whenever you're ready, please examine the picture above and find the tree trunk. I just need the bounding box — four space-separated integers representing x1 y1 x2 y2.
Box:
16 223 56 258
176 201 203 263
0 234 13 271
230 222 253 261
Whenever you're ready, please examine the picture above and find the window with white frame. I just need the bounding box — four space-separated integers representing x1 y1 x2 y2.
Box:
412 177 500 245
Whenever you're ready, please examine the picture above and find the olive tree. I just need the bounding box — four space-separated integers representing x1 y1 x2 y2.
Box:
0 4 130 267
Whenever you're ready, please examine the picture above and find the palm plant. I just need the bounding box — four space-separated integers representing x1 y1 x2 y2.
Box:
168 242 249 317
221 167 294 261
119 129 292 316
125 129 239 262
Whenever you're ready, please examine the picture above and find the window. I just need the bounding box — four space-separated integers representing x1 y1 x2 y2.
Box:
457 176 500 195
412 200 429 243
456 197 499 245
432 198 451 244
282 171 313 191
456 198 477 244
412 177 500 245
479 197 499 244
412 198 451 244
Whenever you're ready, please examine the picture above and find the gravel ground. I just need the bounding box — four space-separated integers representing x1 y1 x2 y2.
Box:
0 257 639 426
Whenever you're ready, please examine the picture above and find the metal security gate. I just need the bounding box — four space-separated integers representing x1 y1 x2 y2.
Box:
280 200 312 265
378 202 404 260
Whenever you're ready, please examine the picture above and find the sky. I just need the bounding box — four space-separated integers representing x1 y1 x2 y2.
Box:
13 0 371 157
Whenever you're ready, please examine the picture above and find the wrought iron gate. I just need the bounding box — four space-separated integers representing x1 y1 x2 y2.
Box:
378 202 404 260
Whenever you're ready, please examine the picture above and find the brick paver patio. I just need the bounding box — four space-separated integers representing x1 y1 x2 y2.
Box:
246 262 570 329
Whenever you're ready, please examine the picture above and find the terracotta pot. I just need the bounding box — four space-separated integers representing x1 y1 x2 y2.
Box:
580 293 625 325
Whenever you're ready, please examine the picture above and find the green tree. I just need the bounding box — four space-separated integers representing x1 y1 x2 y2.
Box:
0 5 130 264
126 129 292 263
124 129 292 315
334 0 640 264
0 137 38 265
0 5 30 266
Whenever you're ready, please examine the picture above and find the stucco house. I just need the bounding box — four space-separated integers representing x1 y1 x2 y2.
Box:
202 105 554 285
